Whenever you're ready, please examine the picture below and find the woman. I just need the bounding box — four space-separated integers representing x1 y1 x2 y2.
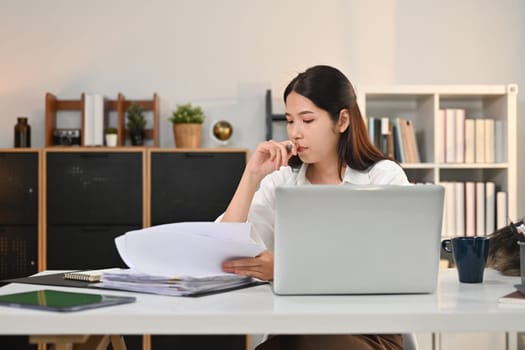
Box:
221 65 408 350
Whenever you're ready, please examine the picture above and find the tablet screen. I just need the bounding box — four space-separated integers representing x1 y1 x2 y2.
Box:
0 289 136 312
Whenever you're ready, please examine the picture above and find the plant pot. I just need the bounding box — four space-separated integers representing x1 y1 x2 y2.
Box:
105 134 118 147
130 130 145 146
173 123 202 148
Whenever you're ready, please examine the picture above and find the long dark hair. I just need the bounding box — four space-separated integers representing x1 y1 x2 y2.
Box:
283 65 388 174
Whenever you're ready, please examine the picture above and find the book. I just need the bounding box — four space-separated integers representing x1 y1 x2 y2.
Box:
444 182 456 236
464 119 475 163
445 109 455 163
475 118 485 163
498 290 525 305
406 119 420 163
436 109 445 163
465 182 476 237
380 117 390 156
64 268 121 282
83 93 94 146
494 120 505 163
399 119 410 162
394 118 405 162
455 109 465 163
476 182 486 236
496 191 508 229
484 118 495 163
93 94 105 146
455 182 465 236
485 182 496 234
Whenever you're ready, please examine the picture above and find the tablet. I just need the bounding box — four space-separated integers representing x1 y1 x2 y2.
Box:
0 289 136 312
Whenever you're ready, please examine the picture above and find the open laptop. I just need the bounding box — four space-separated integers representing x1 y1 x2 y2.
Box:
273 184 444 295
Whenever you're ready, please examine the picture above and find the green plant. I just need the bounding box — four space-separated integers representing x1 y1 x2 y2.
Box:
126 103 146 131
105 127 118 134
169 103 205 124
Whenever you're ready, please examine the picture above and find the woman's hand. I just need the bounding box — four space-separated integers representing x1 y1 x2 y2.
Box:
247 140 296 180
222 251 274 281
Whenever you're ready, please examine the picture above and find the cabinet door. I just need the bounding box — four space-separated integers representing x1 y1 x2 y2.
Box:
46 152 143 225
150 151 245 225
46 225 140 270
0 226 38 281
0 152 38 225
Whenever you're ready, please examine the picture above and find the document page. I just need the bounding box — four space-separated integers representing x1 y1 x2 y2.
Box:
114 222 265 278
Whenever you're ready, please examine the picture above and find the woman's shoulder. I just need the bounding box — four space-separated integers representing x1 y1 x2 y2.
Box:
371 159 402 172
369 160 409 184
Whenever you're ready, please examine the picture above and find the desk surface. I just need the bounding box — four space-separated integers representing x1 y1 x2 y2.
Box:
0 269 524 335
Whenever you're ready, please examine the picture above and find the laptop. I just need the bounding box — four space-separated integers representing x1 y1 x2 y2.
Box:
273 184 444 295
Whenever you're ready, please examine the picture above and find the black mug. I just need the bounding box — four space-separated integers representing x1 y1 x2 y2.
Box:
442 237 489 283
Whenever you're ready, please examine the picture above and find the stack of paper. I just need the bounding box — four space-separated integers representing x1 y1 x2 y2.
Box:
95 222 266 296
99 270 254 296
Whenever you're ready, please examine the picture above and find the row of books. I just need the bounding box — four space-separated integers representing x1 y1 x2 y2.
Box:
437 109 505 164
83 93 105 146
441 181 507 238
367 117 420 163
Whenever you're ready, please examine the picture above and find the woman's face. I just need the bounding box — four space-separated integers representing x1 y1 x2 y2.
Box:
285 91 340 164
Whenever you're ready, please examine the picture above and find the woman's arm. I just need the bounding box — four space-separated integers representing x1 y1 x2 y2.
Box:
222 140 295 222
221 140 295 281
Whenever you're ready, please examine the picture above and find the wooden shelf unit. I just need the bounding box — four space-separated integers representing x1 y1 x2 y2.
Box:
45 93 82 147
45 92 160 147
115 93 160 147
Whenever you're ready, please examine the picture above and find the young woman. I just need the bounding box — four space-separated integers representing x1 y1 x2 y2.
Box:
221 65 408 350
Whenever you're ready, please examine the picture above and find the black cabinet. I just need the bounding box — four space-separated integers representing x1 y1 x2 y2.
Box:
45 150 143 269
149 150 247 350
2 148 248 350
150 150 246 224
0 151 39 350
0 151 39 281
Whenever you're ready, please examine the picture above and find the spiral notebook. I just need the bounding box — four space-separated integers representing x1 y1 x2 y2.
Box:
63 268 122 282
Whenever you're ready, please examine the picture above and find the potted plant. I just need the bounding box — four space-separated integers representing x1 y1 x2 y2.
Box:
126 103 146 145
105 127 118 147
169 103 205 148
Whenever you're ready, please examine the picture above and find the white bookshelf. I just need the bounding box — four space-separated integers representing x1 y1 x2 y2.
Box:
358 84 518 350
358 84 518 221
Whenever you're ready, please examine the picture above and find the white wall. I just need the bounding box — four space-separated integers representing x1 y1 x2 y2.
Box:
1 0 524 212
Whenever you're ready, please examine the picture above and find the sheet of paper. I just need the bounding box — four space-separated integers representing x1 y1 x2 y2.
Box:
114 222 265 278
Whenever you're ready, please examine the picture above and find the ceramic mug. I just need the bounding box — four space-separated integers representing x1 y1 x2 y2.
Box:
442 236 489 283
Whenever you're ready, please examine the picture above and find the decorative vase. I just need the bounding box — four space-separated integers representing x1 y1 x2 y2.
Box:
105 134 118 147
14 116 31 148
173 124 202 148
130 130 145 146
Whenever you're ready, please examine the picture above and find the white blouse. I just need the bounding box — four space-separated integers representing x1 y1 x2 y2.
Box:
246 160 409 251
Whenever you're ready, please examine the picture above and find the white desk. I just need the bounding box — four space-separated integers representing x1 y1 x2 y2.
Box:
0 269 524 336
